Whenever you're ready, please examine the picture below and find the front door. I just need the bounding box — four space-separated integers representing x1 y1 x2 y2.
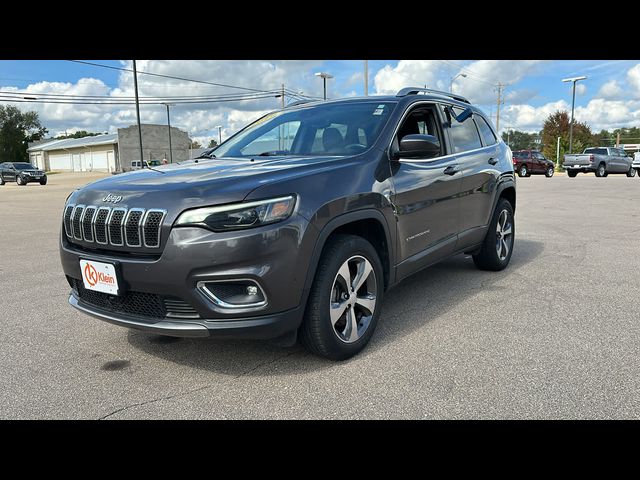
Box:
441 106 501 246
390 103 462 279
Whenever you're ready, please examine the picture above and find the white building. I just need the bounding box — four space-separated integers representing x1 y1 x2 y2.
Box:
27 134 119 173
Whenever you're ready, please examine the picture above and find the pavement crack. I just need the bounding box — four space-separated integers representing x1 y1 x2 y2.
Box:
99 349 300 419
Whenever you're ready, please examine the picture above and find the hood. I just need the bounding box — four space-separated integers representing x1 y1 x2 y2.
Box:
68 155 346 214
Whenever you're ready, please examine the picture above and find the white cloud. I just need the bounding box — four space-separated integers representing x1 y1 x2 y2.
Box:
373 60 442 95
597 80 624 100
575 83 587 96
626 63 640 95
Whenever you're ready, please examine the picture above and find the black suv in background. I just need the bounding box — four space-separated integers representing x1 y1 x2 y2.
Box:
60 88 516 360
0 162 47 185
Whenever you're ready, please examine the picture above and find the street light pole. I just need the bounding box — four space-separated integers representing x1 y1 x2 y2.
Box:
315 72 334 100
364 60 368 96
163 103 173 163
450 73 467 93
132 60 144 168
562 76 587 154
216 126 222 145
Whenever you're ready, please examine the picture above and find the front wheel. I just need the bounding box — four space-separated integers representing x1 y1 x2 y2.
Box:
300 234 384 360
545 167 554 177
40 177 47 185
473 198 514 271
626 168 636 178
518 165 528 177
16 176 24 185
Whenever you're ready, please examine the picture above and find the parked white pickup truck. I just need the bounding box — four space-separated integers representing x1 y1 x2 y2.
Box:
564 147 635 178
633 152 640 177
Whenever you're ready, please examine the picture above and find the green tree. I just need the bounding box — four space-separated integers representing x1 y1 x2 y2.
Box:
207 139 218 148
56 130 103 140
501 130 539 151
540 110 593 168
0 105 48 163
189 140 202 149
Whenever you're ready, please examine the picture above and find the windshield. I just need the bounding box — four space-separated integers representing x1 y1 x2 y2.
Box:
212 101 396 158
14 163 35 170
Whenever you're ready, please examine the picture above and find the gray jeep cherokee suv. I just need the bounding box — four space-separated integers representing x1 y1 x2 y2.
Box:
60 87 516 360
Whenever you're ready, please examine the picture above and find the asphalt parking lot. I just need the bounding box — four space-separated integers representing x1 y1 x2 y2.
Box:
1 171 639 419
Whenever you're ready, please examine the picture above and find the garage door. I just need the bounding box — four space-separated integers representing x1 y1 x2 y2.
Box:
90 152 108 171
49 153 71 170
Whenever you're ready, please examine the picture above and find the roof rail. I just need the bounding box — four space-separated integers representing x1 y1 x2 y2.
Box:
284 99 315 109
396 87 470 104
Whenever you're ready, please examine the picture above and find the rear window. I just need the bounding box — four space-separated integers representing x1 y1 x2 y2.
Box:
584 148 607 155
513 151 528 158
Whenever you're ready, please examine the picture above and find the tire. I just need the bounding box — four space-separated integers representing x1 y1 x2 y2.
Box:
40 177 47 185
16 176 24 185
567 170 578 178
626 168 636 178
299 234 384 360
473 198 515 271
518 165 528 177
545 167 554 178
595 163 606 177
0 176 4 186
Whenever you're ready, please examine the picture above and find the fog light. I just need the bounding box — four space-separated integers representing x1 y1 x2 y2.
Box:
197 279 267 310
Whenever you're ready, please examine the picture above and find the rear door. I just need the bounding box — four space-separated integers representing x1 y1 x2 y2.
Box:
390 102 462 278
442 106 500 248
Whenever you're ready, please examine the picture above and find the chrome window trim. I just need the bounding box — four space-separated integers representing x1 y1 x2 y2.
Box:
107 207 127 247
142 209 166 248
124 208 145 247
389 99 498 164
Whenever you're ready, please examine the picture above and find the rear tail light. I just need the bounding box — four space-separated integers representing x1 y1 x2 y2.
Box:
590 154 594 161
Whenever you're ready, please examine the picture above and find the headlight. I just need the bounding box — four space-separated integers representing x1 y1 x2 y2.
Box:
175 195 296 232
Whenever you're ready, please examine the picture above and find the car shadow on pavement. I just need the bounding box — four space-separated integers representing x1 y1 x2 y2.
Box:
127 238 544 376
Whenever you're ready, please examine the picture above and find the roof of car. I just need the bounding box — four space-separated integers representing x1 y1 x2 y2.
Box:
285 92 477 111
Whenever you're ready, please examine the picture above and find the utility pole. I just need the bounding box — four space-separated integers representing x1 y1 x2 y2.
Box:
132 60 144 168
495 82 505 132
616 132 620 147
163 103 173 163
364 60 368 96
507 130 510 147
556 136 561 169
281 83 285 109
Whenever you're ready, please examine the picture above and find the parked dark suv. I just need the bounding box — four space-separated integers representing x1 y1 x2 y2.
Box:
0 162 47 185
512 150 555 177
60 88 516 360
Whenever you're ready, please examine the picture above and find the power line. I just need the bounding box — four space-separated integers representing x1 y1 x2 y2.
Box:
69 60 281 95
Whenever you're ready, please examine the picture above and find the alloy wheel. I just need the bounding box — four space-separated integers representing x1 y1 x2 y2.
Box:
495 209 513 261
329 255 377 343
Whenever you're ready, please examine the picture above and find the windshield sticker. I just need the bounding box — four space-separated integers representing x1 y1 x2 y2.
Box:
373 105 386 116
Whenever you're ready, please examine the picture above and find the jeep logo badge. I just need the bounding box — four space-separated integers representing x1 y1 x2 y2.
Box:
102 194 123 204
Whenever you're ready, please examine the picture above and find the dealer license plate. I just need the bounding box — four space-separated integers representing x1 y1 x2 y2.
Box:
80 259 119 295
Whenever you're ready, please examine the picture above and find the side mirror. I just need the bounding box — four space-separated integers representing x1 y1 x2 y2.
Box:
396 134 441 159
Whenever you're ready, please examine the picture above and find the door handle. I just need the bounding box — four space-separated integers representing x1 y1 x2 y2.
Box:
443 165 460 176
488 157 498 165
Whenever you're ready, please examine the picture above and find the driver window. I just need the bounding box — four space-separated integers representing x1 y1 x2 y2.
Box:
395 106 444 157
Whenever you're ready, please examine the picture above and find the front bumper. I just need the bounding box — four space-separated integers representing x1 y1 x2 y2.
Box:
69 294 304 339
61 213 316 339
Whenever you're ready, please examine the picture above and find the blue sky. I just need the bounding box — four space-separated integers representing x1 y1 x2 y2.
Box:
1 60 639 143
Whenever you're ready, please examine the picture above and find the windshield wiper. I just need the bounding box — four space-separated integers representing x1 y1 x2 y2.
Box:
257 151 290 156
